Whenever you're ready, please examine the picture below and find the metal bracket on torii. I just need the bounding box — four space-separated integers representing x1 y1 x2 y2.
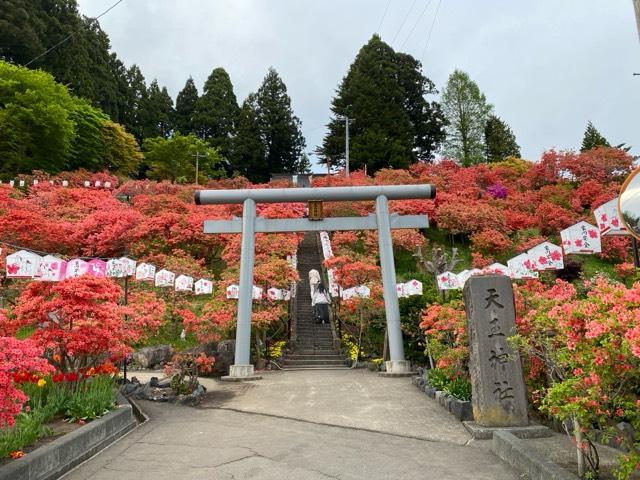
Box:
195 184 436 379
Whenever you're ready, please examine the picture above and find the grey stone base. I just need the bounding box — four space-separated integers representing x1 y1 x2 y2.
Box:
492 430 578 480
0 398 136 480
463 421 552 440
220 375 263 382
377 371 416 378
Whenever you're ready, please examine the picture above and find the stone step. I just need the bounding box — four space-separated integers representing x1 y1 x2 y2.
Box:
293 349 341 355
284 354 344 360
284 359 347 366
282 365 349 371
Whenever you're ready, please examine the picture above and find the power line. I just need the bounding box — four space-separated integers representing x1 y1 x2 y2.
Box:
391 0 419 46
376 0 392 34
421 0 443 62
25 0 125 67
399 0 434 51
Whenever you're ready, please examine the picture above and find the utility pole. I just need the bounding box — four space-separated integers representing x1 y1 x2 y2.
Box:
634 0 640 42
191 151 207 185
336 116 353 177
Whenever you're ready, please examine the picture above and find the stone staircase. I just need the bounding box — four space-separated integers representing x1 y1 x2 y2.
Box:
282 232 348 370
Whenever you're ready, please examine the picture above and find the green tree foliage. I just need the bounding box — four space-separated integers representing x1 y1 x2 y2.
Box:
318 35 445 174
141 80 174 139
100 120 144 176
581 121 610 152
255 68 309 177
194 68 239 159
143 133 223 183
484 115 521 162
0 0 126 122
232 93 267 182
441 69 493 166
121 65 148 143
0 60 141 178
175 77 199 135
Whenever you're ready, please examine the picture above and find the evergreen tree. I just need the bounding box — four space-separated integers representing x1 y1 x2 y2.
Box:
175 77 199 135
318 35 445 174
581 121 610 152
232 93 267 182
484 115 520 162
255 68 309 176
140 80 174 139
121 64 147 142
441 69 493 166
193 67 239 159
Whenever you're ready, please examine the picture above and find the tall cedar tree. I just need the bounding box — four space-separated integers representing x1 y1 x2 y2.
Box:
175 77 199 135
484 115 520 162
0 0 127 123
141 80 174 139
232 93 267 181
581 121 610 152
122 65 147 143
255 68 309 178
194 68 239 160
441 70 493 166
318 35 445 174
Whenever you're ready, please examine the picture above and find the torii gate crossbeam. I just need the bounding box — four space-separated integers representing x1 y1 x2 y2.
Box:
195 184 436 380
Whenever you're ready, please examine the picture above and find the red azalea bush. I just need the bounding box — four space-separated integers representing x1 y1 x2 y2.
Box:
0 337 53 427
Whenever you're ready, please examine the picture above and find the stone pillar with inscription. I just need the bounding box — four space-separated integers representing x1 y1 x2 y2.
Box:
463 275 528 427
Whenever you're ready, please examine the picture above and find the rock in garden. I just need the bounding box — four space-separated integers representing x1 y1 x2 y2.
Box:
132 345 173 369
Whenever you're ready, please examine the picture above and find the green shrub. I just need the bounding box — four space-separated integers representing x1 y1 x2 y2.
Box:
0 411 52 458
426 368 450 390
443 377 472 401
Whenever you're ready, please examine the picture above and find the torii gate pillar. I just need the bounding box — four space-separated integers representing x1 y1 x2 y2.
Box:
196 184 436 380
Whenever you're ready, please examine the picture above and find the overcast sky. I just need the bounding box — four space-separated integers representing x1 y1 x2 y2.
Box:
78 0 640 171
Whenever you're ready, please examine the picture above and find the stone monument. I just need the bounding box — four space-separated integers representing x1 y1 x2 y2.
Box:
462 275 549 438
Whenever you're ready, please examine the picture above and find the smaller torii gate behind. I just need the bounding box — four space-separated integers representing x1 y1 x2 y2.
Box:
195 184 436 380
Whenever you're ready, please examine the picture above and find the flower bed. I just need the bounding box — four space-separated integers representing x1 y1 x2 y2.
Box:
413 368 473 422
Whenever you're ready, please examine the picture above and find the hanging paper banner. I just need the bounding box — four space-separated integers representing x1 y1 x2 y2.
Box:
65 258 89 278
396 283 407 298
355 285 370 298
36 255 66 282
484 263 510 276
507 253 539 280
155 269 175 287
95 181 101 188
104 181 112 188
404 279 423 296
195 279 213 295
62 180 69 187
135 263 156 281
83 181 90 187
594 198 627 236
560 221 602 254
175 275 193 292
87 259 107 277
437 272 460 290
226 284 239 299
457 269 483 288
341 285 370 300
106 258 125 278
6 250 42 278
252 285 263 300
267 287 284 300
528 242 564 271
341 287 357 300
282 290 292 301
120 257 137 276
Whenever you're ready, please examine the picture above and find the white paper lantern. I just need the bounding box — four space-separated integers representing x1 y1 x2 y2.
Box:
119 257 137 276
226 284 239 299
62 180 69 187
528 242 564 271
155 269 175 287
252 285 263 300
106 258 125 278
83 181 90 187
6 250 42 278
403 279 423 296
195 279 213 295
135 263 156 281
36 255 66 282
437 272 460 290
560 221 602 254
507 253 539 280
175 275 193 292
65 258 89 278
484 263 511 276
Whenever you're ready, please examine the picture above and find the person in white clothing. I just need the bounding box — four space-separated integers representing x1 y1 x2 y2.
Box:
312 283 331 324
308 269 321 300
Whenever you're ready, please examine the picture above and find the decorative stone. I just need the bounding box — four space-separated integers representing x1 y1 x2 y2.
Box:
132 345 173 369
463 275 529 427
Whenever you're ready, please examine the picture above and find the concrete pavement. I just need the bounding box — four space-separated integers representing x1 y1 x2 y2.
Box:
63 369 526 480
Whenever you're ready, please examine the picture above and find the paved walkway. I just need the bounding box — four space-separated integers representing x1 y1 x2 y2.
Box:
63 369 525 480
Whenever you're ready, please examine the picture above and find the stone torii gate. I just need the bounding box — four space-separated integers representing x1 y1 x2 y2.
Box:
195 184 436 380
